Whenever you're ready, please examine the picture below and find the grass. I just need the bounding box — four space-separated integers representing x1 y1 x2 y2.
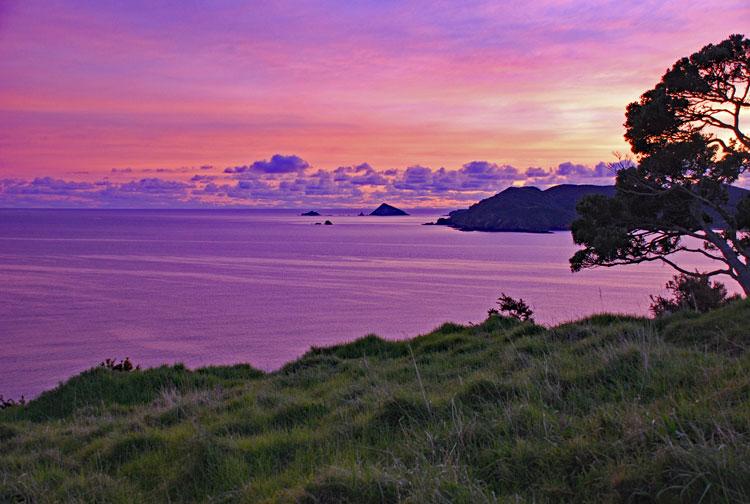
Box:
1 300 749 503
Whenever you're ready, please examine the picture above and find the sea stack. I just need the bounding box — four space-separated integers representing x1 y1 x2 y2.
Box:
369 203 409 216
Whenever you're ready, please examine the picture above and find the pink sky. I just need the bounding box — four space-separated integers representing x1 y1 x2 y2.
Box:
0 1 748 206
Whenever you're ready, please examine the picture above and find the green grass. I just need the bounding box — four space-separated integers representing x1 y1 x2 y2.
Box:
2 300 749 503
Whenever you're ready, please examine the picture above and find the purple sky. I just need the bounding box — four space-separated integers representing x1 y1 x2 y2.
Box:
0 1 748 207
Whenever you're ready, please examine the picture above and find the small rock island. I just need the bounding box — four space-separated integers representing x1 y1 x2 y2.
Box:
301 210 321 216
369 203 409 216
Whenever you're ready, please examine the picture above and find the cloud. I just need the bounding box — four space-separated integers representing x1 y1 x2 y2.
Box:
225 154 310 174
0 154 624 208
1 177 95 195
525 160 635 186
555 161 610 177
190 174 216 182
461 161 518 180
115 178 190 194
300 170 342 196
110 165 218 175
0 176 197 208
393 165 434 191
392 161 520 193
333 163 389 186
525 167 550 177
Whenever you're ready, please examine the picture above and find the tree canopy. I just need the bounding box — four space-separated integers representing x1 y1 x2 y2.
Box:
570 34 750 295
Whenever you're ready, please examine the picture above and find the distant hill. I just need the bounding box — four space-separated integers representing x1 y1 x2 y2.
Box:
432 184 749 233
370 203 409 216
433 185 614 232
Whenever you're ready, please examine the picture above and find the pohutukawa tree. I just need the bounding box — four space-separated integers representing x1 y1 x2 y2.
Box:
570 34 750 295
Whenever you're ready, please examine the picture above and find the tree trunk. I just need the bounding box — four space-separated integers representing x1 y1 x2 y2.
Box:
736 266 750 297
701 226 750 297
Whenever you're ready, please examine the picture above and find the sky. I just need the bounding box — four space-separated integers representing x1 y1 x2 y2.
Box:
0 0 749 208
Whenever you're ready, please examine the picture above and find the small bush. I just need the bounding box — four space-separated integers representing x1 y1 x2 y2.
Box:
100 357 139 372
650 273 729 317
496 293 534 322
0 395 25 410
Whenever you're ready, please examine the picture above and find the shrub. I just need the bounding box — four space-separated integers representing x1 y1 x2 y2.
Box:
650 273 729 317
0 395 25 410
496 293 534 322
100 357 139 372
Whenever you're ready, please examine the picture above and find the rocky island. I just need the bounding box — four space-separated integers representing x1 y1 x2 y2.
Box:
369 203 409 216
301 210 321 216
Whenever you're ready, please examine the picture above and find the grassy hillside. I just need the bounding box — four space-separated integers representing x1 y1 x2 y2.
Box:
2 301 750 503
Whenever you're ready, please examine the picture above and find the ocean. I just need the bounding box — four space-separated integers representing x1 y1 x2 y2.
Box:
0 208 733 398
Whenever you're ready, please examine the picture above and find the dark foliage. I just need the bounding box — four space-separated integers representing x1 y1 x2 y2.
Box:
100 357 139 372
650 273 729 316
570 34 750 296
496 293 534 321
0 395 25 410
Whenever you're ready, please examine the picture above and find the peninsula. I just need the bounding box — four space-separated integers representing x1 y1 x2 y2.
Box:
432 184 749 233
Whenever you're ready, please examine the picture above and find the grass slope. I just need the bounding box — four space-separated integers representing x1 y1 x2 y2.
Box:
2 301 749 503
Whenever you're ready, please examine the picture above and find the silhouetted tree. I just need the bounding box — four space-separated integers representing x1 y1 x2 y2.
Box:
649 273 729 316
496 293 534 322
570 34 750 295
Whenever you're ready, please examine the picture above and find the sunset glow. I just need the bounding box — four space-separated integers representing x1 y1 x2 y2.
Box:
1 0 749 206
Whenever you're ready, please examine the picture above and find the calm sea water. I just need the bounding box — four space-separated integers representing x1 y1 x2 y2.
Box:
0 209 735 398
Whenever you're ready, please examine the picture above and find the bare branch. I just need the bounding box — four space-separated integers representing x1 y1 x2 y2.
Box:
676 246 725 261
